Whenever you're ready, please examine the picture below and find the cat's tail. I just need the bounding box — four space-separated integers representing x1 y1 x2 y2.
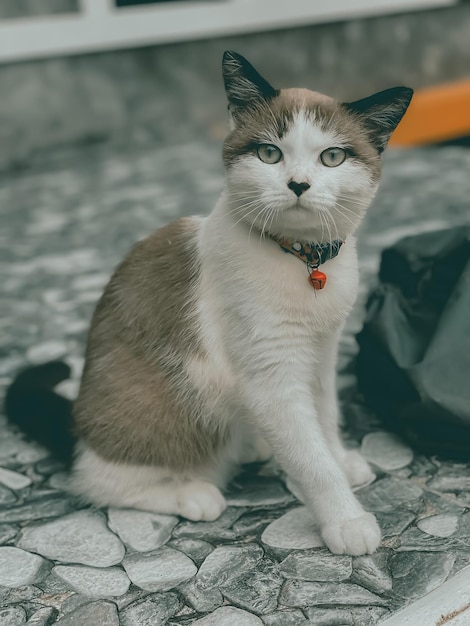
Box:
4 361 76 464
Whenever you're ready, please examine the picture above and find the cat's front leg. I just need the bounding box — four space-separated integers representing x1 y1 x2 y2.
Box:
241 378 380 555
314 333 375 489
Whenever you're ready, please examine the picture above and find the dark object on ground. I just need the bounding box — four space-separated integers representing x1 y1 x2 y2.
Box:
5 361 76 464
357 226 470 459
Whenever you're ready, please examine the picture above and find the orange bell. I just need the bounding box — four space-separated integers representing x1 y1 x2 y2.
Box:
308 268 327 290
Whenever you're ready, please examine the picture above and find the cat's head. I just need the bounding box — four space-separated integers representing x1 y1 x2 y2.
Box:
222 51 412 242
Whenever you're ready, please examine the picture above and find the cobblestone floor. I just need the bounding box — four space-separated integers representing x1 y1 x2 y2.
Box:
0 141 469 626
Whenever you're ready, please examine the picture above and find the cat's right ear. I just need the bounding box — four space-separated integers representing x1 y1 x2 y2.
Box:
222 51 278 117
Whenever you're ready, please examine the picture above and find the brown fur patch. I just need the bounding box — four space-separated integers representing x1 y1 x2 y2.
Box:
223 87 382 181
74 218 227 469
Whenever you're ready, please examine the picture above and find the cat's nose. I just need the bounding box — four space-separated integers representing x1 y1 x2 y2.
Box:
287 180 311 197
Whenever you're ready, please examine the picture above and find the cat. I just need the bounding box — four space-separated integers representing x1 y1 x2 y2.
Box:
7 51 412 556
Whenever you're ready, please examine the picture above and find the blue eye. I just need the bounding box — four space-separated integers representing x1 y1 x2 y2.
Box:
257 144 283 164
320 147 347 167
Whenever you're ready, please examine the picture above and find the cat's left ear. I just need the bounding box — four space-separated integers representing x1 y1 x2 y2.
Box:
344 87 413 152
222 51 278 114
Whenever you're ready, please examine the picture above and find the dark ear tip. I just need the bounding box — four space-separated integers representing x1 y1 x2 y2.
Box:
390 86 414 106
398 86 414 98
222 50 240 64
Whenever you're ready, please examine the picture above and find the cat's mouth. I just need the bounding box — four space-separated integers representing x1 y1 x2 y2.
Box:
287 199 311 212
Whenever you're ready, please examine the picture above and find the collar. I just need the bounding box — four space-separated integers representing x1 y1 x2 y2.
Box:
271 235 344 290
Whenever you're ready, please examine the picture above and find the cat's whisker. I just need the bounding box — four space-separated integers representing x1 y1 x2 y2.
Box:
335 200 362 217
267 206 279 236
333 203 360 228
323 209 334 247
260 205 277 242
324 210 341 244
228 200 263 216
248 206 267 239
336 195 371 208
230 204 265 230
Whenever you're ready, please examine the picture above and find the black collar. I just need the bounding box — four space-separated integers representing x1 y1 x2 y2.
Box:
272 236 344 269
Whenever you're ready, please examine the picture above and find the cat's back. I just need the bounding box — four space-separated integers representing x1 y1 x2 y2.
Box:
110 216 202 298
87 216 204 357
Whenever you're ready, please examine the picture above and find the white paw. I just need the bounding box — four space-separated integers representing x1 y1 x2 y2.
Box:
321 512 381 556
342 450 376 488
176 481 226 522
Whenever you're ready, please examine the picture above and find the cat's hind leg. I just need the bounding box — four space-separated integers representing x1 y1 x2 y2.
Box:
68 442 227 521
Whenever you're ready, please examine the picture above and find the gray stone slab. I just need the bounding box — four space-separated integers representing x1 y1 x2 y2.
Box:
0 484 17 505
172 507 245 542
112 589 148 612
280 580 386 608
351 553 392 595
396 526 458 551
17 510 125 567
192 607 263 626
0 606 27 626
0 496 74 523
56 600 119 626
60 593 100 615
390 551 456 601
226 476 294 507
0 523 18 545
423 491 466 516
197 544 264 588
304 606 390 625
167 538 214 566
221 559 283 615
120 593 182 626
375 509 416 538
409 455 439 478
47 473 70 492
0 467 32 490
457 491 470 506
0 546 50 587
261 507 324 555
0 435 32 465
360 431 413 471
417 513 459 537
356 478 423 513
107 508 178 552
122 546 197 592
261 610 307 625
0 585 42 606
178 578 224 613
24 606 58 626
15 442 50 465
53 565 130 597
233 509 283 537
427 466 470 492
280 549 352 582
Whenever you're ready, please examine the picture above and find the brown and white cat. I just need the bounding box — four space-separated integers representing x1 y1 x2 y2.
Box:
67 52 412 555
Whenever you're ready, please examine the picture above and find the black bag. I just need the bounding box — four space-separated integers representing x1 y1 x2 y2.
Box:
356 226 470 459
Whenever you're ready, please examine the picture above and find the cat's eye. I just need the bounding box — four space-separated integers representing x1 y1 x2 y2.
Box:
257 144 283 164
320 147 347 167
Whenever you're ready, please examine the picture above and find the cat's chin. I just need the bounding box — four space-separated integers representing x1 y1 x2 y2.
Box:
268 211 351 243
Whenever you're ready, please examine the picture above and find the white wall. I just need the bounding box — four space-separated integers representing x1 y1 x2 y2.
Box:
0 0 457 64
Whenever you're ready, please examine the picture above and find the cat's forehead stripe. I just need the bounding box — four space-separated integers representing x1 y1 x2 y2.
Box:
223 87 381 179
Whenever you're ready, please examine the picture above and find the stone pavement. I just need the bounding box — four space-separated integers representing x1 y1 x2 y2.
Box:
0 142 469 625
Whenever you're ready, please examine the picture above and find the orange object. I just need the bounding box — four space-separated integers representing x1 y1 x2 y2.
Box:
308 269 327 290
390 80 470 147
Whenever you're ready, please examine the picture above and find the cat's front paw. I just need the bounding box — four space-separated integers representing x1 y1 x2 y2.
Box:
342 450 376 488
321 512 381 556
176 481 226 522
